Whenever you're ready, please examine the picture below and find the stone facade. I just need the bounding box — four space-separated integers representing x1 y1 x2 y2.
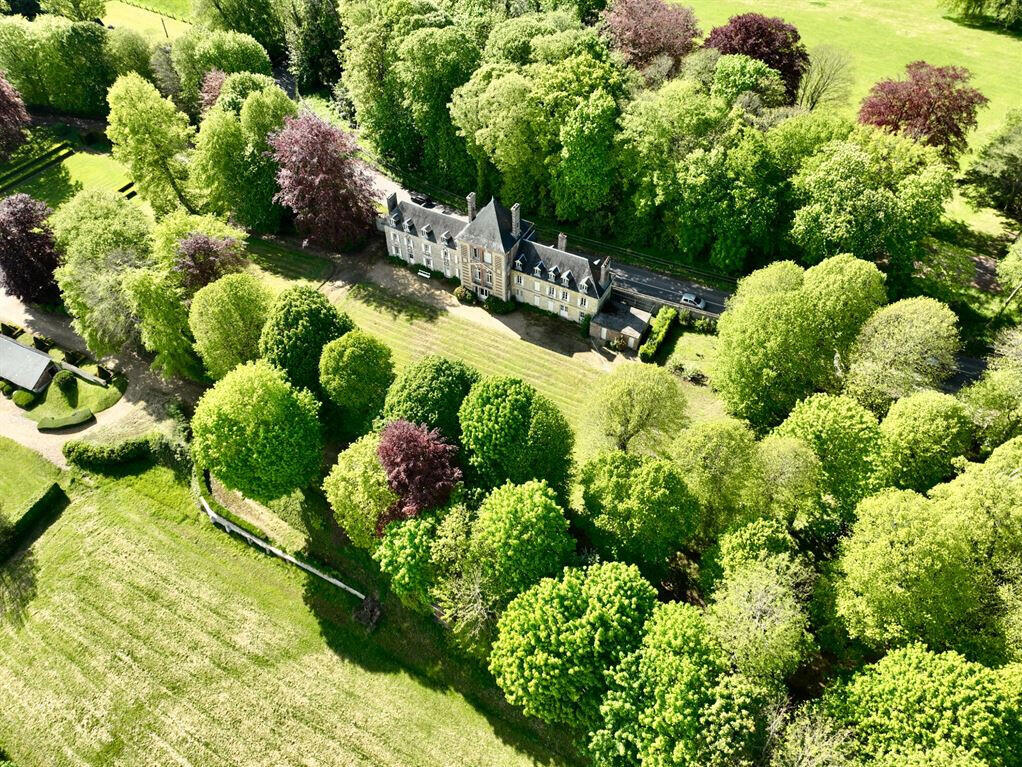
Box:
381 193 612 323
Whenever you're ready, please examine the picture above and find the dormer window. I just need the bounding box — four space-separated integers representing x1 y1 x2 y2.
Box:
550 265 559 279
561 273 571 286
421 224 432 237
442 230 452 243
515 259 523 270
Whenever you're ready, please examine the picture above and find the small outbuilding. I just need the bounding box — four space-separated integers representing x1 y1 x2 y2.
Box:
590 301 652 350
0 335 59 393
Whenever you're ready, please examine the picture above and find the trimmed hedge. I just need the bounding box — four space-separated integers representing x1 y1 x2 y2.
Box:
0 481 66 561
638 307 677 363
53 369 75 394
62 432 190 471
37 407 93 431
11 390 35 408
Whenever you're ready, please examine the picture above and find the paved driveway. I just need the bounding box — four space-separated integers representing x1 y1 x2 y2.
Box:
609 263 731 316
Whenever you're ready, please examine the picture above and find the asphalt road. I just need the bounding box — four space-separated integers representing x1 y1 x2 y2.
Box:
610 262 731 316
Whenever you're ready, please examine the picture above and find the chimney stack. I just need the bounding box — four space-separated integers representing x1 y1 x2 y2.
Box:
467 192 476 221
557 232 567 251
386 192 398 213
511 203 521 237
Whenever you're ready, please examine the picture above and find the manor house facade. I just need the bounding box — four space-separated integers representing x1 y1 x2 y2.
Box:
382 192 612 324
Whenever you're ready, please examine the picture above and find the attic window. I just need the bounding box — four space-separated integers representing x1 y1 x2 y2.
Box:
515 259 523 270
442 230 452 242
533 266 542 277
421 224 433 236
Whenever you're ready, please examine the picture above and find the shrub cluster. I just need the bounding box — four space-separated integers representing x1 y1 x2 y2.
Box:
11 389 35 408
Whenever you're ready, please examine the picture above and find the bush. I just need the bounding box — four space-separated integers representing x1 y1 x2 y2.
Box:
580 314 591 338
453 285 475 304
62 432 166 468
638 306 677 362
483 295 515 315
37 407 92 431
11 389 35 408
52 369 75 393
0 380 13 396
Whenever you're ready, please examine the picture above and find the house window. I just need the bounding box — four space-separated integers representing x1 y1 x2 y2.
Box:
484 252 492 265
533 267 541 277
534 281 541 291
561 290 569 301
423 243 431 256
443 248 450 263
515 275 523 285
547 286 555 297
486 272 493 284
562 276 569 286
580 297 588 308
472 267 480 281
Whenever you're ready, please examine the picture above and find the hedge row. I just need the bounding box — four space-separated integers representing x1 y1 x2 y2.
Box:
638 306 677 363
62 432 189 471
0 482 66 561
38 407 93 431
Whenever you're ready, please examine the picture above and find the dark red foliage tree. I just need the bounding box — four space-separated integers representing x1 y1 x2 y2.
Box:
269 111 377 250
199 69 227 113
859 61 988 161
0 74 29 162
173 232 247 292
704 13 810 102
377 419 462 526
601 0 700 73
0 194 60 305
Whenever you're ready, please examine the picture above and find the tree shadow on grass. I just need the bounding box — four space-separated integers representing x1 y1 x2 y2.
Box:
348 282 441 323
0 547 38 629
296 494 583 767
941 13 1022 41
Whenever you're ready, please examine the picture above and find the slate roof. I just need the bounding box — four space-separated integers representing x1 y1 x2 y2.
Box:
0 335 58 392
591 301 651 339
458 198 533 253
388 200 466 245
515 240 610 298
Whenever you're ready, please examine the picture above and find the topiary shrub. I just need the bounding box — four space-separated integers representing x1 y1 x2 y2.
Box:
11 389 35 408
638 306 677 362
0 380 13 396
53 369 75 394
37 407 93 431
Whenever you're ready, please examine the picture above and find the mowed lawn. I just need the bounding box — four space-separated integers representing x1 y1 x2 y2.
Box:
0 465 576 766
12 151 130 209
683 0 1022 147
104 0 192 33
0 437 59 520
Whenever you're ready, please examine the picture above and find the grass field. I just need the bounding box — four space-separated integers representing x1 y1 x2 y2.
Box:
684 0 1022 148
104 0 192 34
19 374 127 424
0 438 59 522
12 151 130 209
0 464 578 766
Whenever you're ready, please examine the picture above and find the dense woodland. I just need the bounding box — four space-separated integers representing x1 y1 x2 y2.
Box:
1 0 1022 765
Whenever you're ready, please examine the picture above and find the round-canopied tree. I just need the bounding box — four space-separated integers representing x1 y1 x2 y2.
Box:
824 645 1021 767
756 435 836 551
318 330 394 439
0 193 59 304
859 61 988 161
963 109 1022 221
835 490 996 659
600 0 700 75
704 13 810 101
269 111 377 250
458 376 574 499
172 232 246 293
579 450 698 575
259 285 354 393
845 297 960 416
376 419 461 520
188 273 273 380
468 480 574 610
588 362 688 453
0 73 29 162
373 512 437 611
382 355 480 444
879 390 973 492
775 394 882 516
489 561 657 730
191 360 322 501
590 602 775 767
323 432 396 550
710 54 787 108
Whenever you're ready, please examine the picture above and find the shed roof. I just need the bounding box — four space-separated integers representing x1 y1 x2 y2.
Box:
591 302 652 339
0 335 58 392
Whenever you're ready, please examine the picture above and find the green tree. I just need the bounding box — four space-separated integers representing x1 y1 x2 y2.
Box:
590 602 775 767
106 28 153 79
775 394 882 516
280 0 343 92
671 417 764 543
960 367 1022 456
469 480 573 609
836 490 997 659
579 451 699 576
323 432 396 550
191 360 322 501
844 297 960 416
107 73 196 216
756 435 836 551
189 273 273 380
588 362 688 453
259 285 354 392
382 355 479 443
171 28 272 115
963 109 1022 222
489 561 657 730
191 0 283 62
458 376 574 499
122 267 200 379
319 330 395 440
51 189 153 356
373 512 436 611
39 0 105 21
710 53 786 108
879 390 973 492
214 72 278 114
824 645 1021 767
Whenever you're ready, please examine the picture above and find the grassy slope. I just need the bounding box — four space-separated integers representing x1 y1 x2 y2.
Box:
20 376 127 423
0 465 578 767
683 0 1022 147
12 151 130 209
104 0 192 34
0 437 59 520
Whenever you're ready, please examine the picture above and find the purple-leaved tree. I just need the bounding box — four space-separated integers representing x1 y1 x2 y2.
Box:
377 419 461 527
269 110 377 250
0 194 60 305
174 231 247 292
0 74 28 162
601 0 700 74
704 13 810 102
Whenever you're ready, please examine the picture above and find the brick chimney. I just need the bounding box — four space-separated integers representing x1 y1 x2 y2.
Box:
511 203 521 237
467 192 476 221
557 232 567 251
